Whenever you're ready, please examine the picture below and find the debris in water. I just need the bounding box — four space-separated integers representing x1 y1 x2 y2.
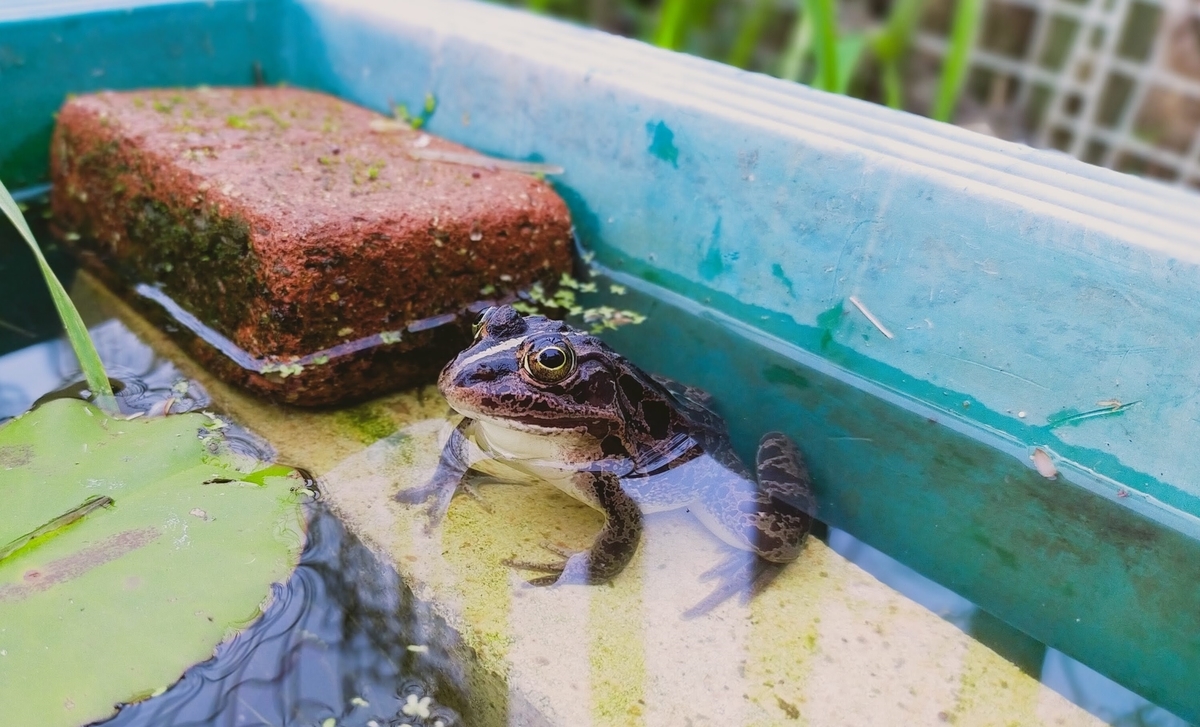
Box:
402 694 432 719
1046 400 1141 428
1031 448 1058 479
848 295 894 339
407 644 429 653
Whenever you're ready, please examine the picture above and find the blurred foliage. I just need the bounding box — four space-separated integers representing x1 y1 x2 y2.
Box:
507 0 981 120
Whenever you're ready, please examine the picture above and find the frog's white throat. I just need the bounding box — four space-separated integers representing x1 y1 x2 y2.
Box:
466 415 598 468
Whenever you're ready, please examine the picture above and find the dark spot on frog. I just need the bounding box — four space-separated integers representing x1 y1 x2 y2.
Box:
646 120 679 168
641 398 671 440
601 435 626 457
618 373 644 407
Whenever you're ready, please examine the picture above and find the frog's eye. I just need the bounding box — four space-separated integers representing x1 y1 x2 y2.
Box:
524 340 576 384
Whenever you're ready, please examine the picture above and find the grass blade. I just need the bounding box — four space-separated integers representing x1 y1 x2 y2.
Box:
802 0 838 92
727 0 775 69
0 179 116 412
833 32 868 95
932 0 982 122
653 0 692 49
873 0 926 62
778 6 813 82
871 0 926 108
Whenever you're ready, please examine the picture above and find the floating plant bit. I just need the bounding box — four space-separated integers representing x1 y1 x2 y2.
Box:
1031 448 1058 479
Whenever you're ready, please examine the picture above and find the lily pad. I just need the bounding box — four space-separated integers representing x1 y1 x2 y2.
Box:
0 398 306 727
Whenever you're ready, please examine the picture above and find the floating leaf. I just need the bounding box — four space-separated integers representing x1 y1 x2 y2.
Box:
0 399 306 726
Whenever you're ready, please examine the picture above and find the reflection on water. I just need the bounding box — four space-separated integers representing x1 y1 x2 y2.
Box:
0 310 1190 725
98 505 462 727
824 530 1192 727
0 320 464 727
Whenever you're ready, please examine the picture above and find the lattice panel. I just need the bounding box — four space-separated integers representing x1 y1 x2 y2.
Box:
917 0 1200 189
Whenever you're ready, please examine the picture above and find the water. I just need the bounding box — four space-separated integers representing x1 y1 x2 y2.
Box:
1 199 1193 726
99 507 463 727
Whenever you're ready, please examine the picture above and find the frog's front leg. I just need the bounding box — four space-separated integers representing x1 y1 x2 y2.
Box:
394 418 476 531
506 471 643 586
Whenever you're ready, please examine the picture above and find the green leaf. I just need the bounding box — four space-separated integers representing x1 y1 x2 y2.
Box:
832 33 869 95
0 399 306 727
803 0 839 92
0 180 115 412
933 0 983 122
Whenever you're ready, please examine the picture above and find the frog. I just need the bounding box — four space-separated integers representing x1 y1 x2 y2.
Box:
395 304 816 616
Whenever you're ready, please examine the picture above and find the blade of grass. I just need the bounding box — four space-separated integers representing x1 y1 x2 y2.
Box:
871 0 927 108
727 0 776 69
803 0 838 92
932 0 982 122
653 0 692 49
778 3 813 82
882 59 905 108
873 0 926 61
0 179 116 412
833 32 868 95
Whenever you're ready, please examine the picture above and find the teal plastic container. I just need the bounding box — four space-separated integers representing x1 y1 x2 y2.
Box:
3 0 1200 720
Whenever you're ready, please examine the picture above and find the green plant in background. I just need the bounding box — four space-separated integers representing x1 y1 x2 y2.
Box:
932 0 982 121
518 0 981 123
872 0 927 108
0 179 115 413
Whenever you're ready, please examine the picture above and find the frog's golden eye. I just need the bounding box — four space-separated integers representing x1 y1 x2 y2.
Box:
524 341 576 384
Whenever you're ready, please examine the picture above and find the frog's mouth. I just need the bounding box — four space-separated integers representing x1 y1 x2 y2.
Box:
441 388 605 438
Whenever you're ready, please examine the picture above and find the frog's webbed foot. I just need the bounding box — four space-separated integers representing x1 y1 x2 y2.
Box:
503 472 642 588
682 551 785 620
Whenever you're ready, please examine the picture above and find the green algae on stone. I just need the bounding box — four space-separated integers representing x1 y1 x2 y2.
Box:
0 399 307 727
335 402 399 444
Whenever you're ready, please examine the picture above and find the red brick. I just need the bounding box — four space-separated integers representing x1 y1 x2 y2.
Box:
50 87 573 405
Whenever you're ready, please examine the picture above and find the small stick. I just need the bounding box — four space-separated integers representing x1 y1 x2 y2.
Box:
848 295 895 339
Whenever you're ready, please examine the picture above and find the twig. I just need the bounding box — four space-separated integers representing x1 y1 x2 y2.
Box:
848 295 894 339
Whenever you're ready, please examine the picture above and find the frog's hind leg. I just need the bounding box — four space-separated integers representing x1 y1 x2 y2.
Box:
687 433 816 616
754 432 817 559
504 471 643 587
682 552 785 619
